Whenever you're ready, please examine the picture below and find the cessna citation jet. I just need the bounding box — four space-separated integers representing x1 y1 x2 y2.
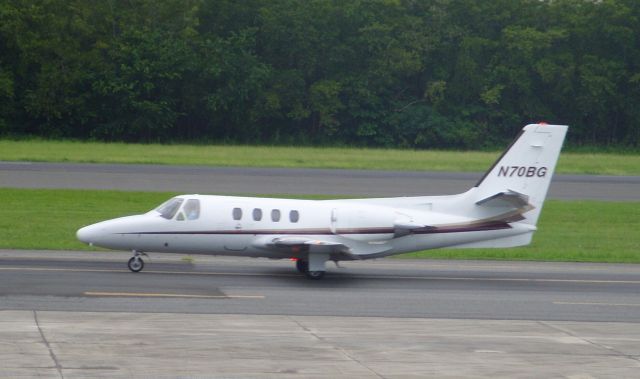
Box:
77 123 567 279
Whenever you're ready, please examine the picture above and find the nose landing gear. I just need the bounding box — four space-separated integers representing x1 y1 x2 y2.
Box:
128 251 148 272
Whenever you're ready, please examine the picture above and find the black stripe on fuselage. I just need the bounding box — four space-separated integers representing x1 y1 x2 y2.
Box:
122 222 511 236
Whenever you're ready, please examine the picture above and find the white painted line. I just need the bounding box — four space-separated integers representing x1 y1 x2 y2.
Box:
356 275 640 284
84 291 264 299
1 266 639 284
553 301 640 307
0 266 298 277
0 267 122 273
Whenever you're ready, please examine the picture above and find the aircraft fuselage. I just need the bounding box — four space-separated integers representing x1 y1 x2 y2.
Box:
77 123 568 279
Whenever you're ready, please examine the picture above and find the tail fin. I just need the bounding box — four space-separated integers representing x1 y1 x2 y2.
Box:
474 123 568 226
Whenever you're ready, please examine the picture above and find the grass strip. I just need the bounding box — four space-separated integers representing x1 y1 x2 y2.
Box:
1 140 639 176
0 188 637 263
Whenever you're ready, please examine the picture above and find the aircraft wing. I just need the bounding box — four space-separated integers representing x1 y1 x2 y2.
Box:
253 235 393 260
270 236 348 250
255 236 351 255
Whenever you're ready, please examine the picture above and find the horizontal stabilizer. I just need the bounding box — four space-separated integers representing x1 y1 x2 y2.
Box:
476 190 532 210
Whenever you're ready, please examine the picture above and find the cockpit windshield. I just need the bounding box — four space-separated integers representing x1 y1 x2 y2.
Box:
155 198 184 219
183 199 200 220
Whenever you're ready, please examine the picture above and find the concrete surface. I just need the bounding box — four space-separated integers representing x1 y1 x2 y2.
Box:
1 310 639 378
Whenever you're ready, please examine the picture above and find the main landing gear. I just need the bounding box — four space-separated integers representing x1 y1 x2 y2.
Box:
294 256 326 280
305 270 325 280
128 251 148 273
295 259 308 273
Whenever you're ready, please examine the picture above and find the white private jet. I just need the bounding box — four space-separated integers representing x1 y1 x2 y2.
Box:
77 123 567 279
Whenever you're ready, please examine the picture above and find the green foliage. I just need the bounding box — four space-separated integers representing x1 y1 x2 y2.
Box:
0 0 639 148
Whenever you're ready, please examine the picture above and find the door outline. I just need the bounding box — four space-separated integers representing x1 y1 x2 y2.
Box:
330 208 338 234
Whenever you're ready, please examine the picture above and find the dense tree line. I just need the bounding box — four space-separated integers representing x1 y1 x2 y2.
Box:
0 0 639 148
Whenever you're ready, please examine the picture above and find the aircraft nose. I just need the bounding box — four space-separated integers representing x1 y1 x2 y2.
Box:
76 224 98 246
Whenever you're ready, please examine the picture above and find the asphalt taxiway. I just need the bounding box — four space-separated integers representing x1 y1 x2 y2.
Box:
0 251 640 322
2 250 639 322
1 161 639 200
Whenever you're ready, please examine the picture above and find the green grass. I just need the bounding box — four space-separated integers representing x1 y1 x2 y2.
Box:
402 200 640 263
0 188 638 263
0 139 639 175
0 189 174 251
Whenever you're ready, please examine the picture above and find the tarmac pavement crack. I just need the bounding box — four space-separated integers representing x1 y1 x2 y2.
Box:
289 316 386 379
539 321 640 365
33 310 65 379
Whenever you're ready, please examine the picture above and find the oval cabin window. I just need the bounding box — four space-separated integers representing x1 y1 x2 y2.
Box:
232 207 243 220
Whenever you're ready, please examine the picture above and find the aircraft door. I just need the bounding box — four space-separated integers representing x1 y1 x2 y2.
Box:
330 208 338 234
224 205 247 251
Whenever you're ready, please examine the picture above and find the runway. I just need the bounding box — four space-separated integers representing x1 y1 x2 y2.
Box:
2 250 639 322
2 161 640 200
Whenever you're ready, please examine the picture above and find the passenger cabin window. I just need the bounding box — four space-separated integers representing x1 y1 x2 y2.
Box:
290 210 299 223
184 199 200 220
232 207 243 220
253 208 262 221
155 198 184 220
271 209 281 222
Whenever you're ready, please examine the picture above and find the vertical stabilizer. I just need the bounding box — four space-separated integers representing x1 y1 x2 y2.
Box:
474 123 568 226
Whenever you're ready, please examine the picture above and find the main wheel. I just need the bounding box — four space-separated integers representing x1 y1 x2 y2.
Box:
128 257 144 272
305 270 325 280
295 259 309 273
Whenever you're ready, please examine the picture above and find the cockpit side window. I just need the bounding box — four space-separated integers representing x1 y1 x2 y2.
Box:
155 198 184 219
184 199 201 220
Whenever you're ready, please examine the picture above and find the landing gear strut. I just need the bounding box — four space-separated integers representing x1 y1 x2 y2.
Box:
294 254 328 280
128 251 148 273
295 259 308 273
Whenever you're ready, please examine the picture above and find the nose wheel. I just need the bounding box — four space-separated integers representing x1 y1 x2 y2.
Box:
128 251 148 272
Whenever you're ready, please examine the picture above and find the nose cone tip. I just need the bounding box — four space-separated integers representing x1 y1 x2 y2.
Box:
76 226 93 245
